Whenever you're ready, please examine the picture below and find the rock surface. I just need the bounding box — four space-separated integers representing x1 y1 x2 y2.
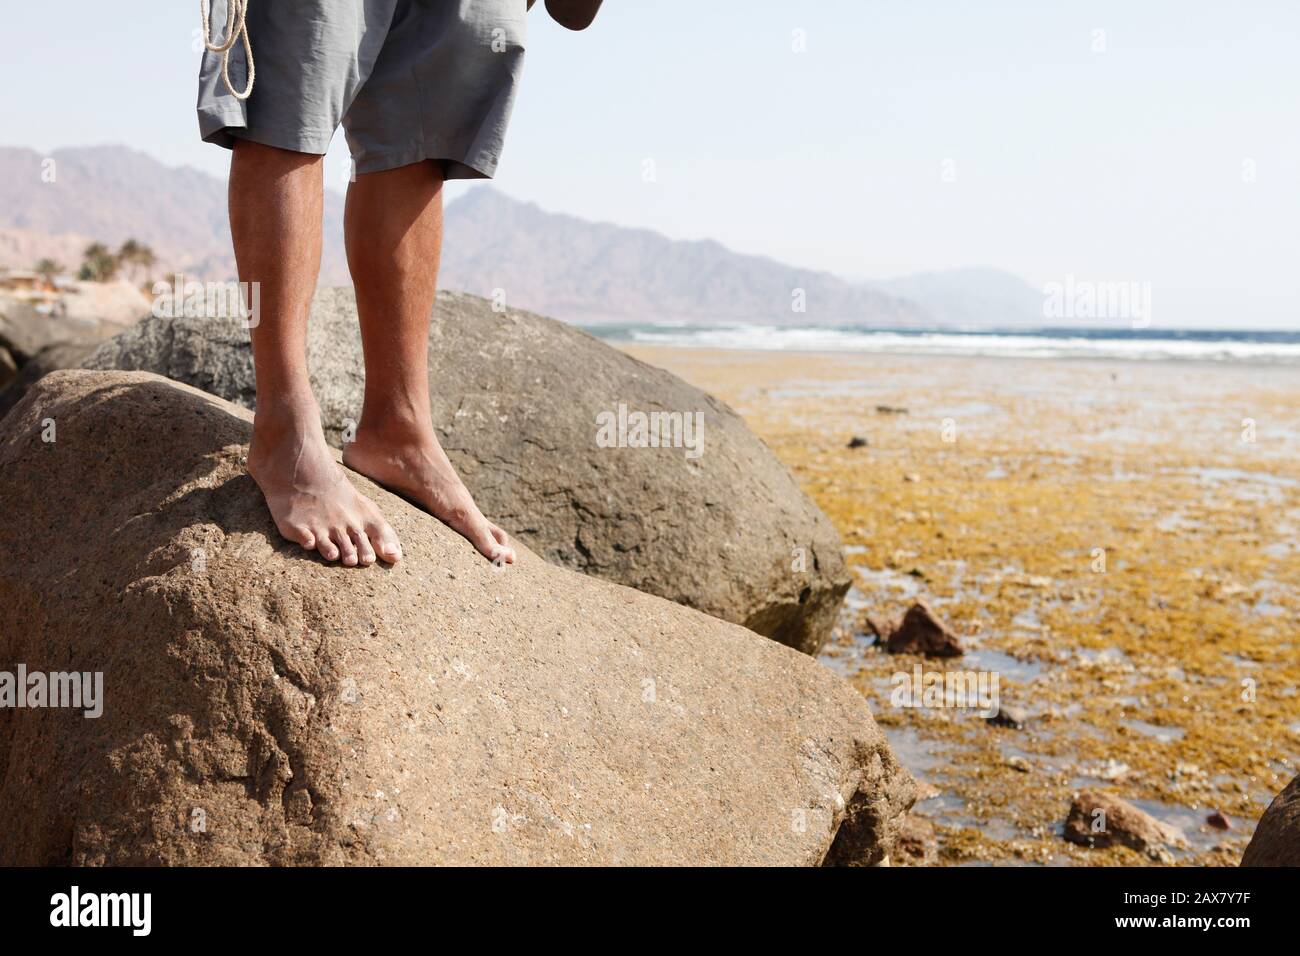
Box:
0 370 912 865
1241 773 1300 866
83 287 850 653
884 601 964 657
1063 790 1187 862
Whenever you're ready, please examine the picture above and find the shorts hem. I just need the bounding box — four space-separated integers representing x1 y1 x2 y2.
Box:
199 110 334 156
352 145 498 180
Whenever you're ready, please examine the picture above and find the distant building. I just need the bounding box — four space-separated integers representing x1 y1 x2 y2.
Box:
0 269 47 293
0 269 66 310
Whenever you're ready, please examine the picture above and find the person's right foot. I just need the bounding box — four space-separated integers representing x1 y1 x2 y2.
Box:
342 419 515 566
246 400 401 566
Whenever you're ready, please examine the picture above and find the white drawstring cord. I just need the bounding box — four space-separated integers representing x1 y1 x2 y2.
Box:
200 0 255 100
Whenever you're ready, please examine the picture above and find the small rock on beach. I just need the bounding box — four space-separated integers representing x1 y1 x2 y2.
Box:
885 601 964 658
1064 790 1187 862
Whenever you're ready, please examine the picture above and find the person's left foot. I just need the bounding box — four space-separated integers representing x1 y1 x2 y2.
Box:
343 421 516 565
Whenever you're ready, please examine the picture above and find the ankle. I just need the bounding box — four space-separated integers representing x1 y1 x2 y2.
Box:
256 386 320 421
252 390 326 444
356 405 435 444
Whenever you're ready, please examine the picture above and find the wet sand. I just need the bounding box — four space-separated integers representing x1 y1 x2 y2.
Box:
622 346 1300 866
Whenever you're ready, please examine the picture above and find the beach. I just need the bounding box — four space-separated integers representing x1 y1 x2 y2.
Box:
621 345 1300 865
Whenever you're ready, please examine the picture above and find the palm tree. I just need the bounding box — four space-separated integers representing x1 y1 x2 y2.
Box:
114 239 158 286
79 242 119 282
33 258 64 283
135 243 157 286
116 239 140 281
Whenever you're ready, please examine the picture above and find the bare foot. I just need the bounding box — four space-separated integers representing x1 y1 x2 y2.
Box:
247 399 402 566
342 421 515 565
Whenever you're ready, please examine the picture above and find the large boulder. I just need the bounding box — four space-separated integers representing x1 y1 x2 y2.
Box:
83 288 849 654
0 370 912 866
1241 774 1300 866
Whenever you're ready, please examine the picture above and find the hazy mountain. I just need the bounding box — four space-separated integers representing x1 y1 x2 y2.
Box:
0 144 1043 329
438 188 926 326
869 267 1047 329
0 145 348 284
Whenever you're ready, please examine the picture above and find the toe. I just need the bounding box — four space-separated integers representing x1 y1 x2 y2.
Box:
367 518 402 564
317 532 340 562
352 528 377 566
284 524 315 550
443 504 503 562
465 517 508 564
334 529 359 567
489 524 516 564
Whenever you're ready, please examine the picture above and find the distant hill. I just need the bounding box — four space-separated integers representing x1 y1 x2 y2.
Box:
869 267 1047 329
437 187 926 326
0 145 348 284
0 144 1042 328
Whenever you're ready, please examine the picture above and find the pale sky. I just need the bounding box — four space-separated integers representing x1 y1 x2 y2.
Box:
3 1 1298 327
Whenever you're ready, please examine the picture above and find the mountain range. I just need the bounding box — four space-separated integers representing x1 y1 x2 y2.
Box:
0 145 1046 328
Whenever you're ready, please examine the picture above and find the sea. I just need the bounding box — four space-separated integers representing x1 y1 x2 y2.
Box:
585 324 1300 364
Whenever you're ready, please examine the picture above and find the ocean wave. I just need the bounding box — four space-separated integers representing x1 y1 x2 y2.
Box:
590 325 1300 363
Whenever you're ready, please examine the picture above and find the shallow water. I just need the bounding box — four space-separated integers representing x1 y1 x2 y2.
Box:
627 345 1300 865
1121 719 1187 743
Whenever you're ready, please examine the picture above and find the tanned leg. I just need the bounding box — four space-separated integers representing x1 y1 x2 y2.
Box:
340 160 515 564
230 139 401 566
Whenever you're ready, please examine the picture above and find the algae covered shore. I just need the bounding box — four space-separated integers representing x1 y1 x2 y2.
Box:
623 346 1300 866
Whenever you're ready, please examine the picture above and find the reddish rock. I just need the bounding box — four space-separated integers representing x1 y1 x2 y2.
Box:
1064 790 1187 862
1206 810 1231 830
885 601 964 658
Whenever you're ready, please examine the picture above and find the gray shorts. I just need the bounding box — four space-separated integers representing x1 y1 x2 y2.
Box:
197 0 527 179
